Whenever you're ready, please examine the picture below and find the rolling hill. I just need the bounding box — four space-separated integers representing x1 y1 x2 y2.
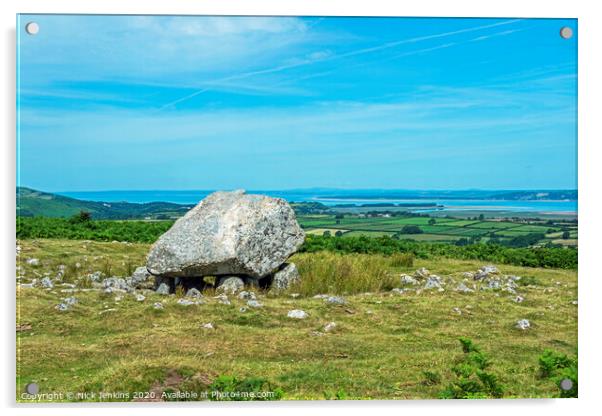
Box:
17 187 193 219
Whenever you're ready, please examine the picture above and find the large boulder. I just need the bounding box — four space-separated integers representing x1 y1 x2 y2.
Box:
147 190 305 279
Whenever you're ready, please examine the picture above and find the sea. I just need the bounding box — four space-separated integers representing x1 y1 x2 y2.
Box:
57 189 578 215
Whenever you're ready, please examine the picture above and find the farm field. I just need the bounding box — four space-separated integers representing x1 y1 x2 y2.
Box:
297 214 578 247
16 239 577 401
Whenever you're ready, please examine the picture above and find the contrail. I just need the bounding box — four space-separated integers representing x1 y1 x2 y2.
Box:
159 19 522 110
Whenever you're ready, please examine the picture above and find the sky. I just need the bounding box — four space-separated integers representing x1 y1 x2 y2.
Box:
17 15 577 191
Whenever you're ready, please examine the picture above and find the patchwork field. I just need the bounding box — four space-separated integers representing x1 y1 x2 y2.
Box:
16 239 577 401
297 214 577 247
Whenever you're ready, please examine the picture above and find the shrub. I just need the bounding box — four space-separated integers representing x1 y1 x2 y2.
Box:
538 349 577 398
400 225 423 234
422 371 442 386
439 338 504 399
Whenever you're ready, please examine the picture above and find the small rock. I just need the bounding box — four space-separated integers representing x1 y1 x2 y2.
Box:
239 307 248 313
177 298 196 306
452 307 462 315
424 275 442 289
483 279 501 290
214 294 231 305
247 299 262 308
571 300 578 305
153 302 164 310
462 272 475 279
40 277 54 289
290 293 300 298
156 283 170 295
400 274 418 286
55 303 69 311
103 277 131 292
128 266 153 289
216 276 245 294
414 267 430 279
238 291 256 300
287 309 308 319
516 319 531 330
313 294 329 299
201 322 215 330
186 288 203 298
114 296 123 302
26 258 40 266
514 295 525 303
391 288 405 294
455 282 474 293
325 296 346 305
481 265 499 274
63 297 78 305
135 294 146 302
323 322 337 332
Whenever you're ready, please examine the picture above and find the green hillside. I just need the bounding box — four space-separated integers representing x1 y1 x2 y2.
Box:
16 187 192 220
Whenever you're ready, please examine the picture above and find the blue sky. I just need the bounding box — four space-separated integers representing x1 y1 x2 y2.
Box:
17 15 577 191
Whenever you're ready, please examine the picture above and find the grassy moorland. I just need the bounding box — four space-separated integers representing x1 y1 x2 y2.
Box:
17 239 577 401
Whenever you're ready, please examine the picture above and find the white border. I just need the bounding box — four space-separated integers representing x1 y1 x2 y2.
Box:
2 1 601 415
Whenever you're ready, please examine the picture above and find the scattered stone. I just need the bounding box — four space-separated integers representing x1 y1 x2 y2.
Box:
516 319 531 330
114 296 123 302
391 288 405 295
313 294 329 299
26 258 40 266
290 293 300 298
424 275 442 289
452 307 462 315
185 288 203 298
86 271 103 282
177 298 196 306
400 274 418 285
514 295 525 303
323 322 337 332
216 276 245 294
239 307 248 313
40 277 54 289
214 294 231 305
325 296 346 305
287 309 308 319
571 300 578 305
128 266 153 289
414 267 430 279
55 303 70 311
156 283 170 295
103 277 131 292
135 294 146 302
63 297 78 305
238 291 256 300
462 272 475 279
455 282 474 293
483 279 501 290
153 302 164 310
201 322 215 330
272 263 300 291
146 190 305 279
481 265 499 274
246 299 262 308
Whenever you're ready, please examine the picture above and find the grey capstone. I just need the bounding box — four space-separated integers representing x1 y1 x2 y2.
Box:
146 190 305 279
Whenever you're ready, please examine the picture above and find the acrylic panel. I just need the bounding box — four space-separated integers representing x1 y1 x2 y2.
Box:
16 15 577 402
